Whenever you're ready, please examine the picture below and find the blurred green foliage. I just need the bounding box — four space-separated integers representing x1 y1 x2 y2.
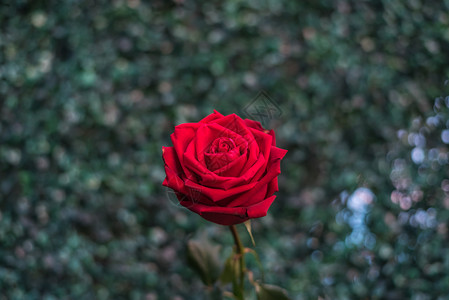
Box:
1 0 449 299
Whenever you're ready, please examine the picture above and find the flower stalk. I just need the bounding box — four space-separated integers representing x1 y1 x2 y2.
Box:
230 225 245 300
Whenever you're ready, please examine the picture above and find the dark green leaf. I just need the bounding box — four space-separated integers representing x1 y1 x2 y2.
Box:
186 239 222 286
256 283 291 300
219 250 242 286
244 248 265 282
209 285 226 300
220 255 236 285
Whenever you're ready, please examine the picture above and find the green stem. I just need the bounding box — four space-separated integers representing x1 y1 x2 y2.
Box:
230 225 245 300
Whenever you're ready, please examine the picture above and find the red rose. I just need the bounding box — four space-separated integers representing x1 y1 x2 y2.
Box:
162 110 287 225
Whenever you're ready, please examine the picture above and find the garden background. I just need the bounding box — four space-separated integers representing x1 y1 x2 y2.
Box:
2 1 449 299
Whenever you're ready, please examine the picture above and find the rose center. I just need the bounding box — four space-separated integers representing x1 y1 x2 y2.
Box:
209 137 236 154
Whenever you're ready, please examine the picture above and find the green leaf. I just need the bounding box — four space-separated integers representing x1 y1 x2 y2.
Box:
243 220 256 247
255 283 291 300
244 248 265 282
220 256 235 285
220 250 241 285
186 239 222 286
208 285 226 300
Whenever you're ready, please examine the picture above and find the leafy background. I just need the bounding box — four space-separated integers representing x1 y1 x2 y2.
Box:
1 0 449 299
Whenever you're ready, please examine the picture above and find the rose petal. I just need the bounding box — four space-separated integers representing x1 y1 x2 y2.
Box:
179 195 277 225
246 195 276 219
199 110 224 123
194 123 248 169
206 114 264 177
183 152 266 192
163 146 221 206
163 160 216 207
171 123 202 181
209 114 260 162
204 148 240 172
162 147 186 193
266 177 279 197
179 200 247 225
243 118 265 131
209 150 248 177
244 119 277 146
184 178 258 201
217 146 287 207
243 127 272 178
162 147 183 179
266 129 276 146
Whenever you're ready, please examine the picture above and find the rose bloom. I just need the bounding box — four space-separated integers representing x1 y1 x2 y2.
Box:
162 110 287 225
